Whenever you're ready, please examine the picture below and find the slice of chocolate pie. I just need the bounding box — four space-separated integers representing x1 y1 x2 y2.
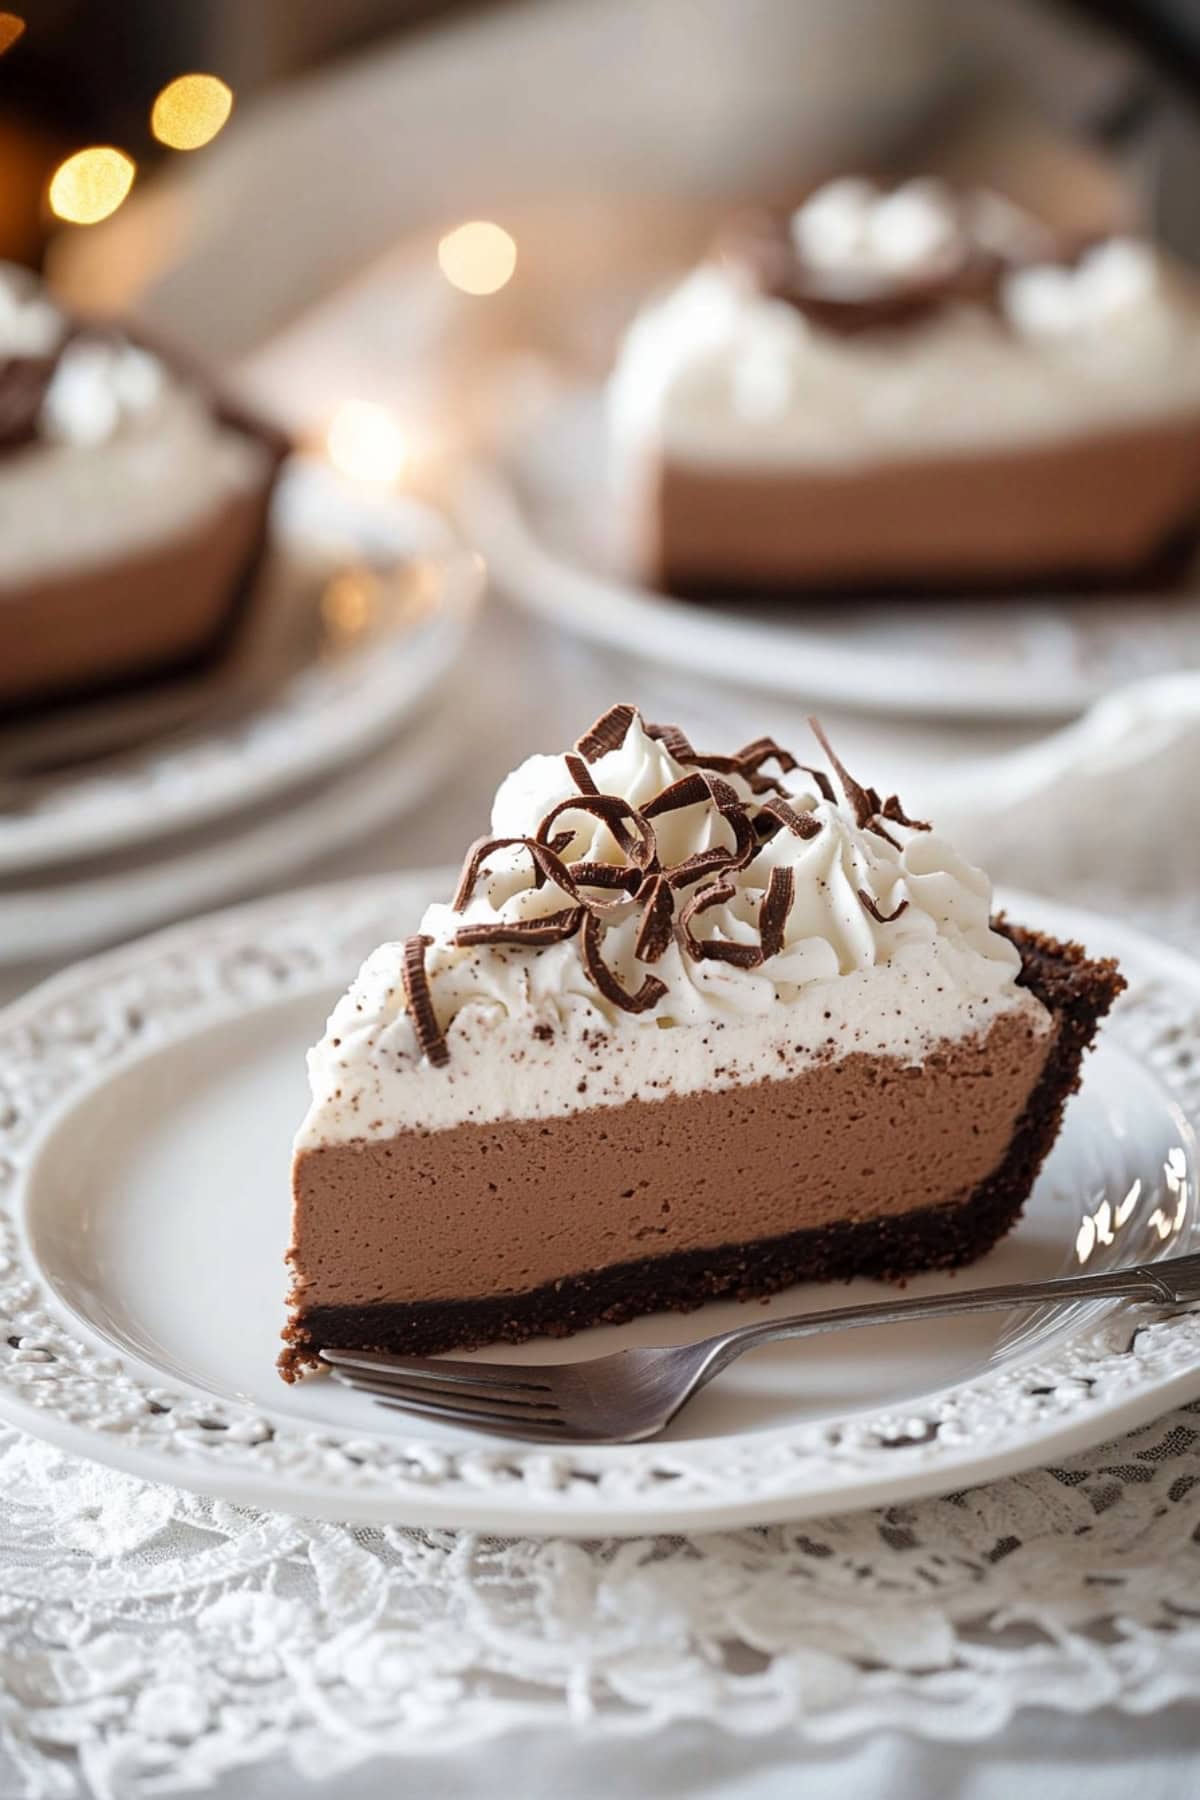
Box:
609 176 1200 596
280 706 1123 1376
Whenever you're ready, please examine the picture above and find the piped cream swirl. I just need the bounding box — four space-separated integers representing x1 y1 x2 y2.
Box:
299 711 1047 1145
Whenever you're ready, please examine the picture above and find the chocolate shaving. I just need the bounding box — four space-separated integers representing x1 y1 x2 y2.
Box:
634 874 675 963
733 736 799 776
799 764 837 804
879 793 931 832
857 889 909 925
401 935 449 1067
453 834 580 908
759 867 795 960
644 720 696 761
666 847 741 890
537 793 657 871
453 835 561 909
566 859 643 914
564 752 598 796
455 909 584 948
0 355 57 453
758 796 822 839
677 881 764 968
575 704 637 763
642 772 711 819
808 718 876 829
580 910 668 1013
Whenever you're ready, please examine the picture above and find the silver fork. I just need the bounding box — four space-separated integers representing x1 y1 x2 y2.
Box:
320 1251 1200 1444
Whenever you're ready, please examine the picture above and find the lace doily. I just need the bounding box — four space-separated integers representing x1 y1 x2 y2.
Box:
0 1401 1198 1797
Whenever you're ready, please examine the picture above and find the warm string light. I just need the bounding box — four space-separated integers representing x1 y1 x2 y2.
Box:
0 12 24 54
326 400 407 485
437 221 517 296
151 73 234 150
45 69 232 231
47 147 136 225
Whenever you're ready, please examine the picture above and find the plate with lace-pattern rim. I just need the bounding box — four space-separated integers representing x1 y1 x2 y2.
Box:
1 871 1199 1536
458 387 1200 723
0 457 484 875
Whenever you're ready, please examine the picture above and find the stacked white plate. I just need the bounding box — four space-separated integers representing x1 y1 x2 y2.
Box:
0 458 483 970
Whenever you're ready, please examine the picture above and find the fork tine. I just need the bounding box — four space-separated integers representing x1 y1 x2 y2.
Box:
328 1365 562 1417
319 1347 553 1392
375 1400 574 1440
341 1384 571 1437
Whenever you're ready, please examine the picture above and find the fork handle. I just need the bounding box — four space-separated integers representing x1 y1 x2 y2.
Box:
695 1251 1200 1382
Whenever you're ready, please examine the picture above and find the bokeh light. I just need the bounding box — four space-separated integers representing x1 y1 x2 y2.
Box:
0 13 25 54
151 74 234 151
48 148 136 226
437 221 517 296
326 400 407 484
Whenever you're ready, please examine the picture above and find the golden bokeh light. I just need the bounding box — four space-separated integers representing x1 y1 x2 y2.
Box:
151 73 234 151
0 13 25 54
437 221 517 296
48 147 136 226
326 400 407 484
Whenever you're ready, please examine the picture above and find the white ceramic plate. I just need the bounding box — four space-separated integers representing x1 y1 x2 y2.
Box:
2 873 1199 1536
461 389 1200 723
0 711 461 966
0 457 482 875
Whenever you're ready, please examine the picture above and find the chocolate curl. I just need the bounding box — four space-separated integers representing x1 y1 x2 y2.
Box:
641 772 711 819
564 752 598 796
575 704 637 763
807 718 877 828
857 888 909 925
452 835 575 910
0 355 57 453
537 792 658 873
703 774 758 872
565 859 644 915
879 793 931 832
798 764 837 804
757 796 822 840
644 720 696 762
401 935 449 1067
733 735 799 777
678 881 764 969
634 874 675 963
759 867 795 959
455 908 585 948
580 910 668 1013
666 847 742 891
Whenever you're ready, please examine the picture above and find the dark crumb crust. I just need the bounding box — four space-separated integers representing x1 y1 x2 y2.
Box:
278 924 1125 1377
662 518 1200 604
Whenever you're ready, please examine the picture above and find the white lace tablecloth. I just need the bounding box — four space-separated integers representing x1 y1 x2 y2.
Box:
4 606 1200 1799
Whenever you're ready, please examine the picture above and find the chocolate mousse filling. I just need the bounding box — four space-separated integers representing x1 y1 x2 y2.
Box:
279 924 1123 1377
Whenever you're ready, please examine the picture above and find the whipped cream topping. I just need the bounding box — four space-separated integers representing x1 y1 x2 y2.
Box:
298 710 1047 1146
0 266 64 358
789 176 964 287
607 182 1200 470
0 263 271 584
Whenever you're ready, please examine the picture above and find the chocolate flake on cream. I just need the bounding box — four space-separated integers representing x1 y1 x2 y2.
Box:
759 866 796 959
581 909 668 1013
678 878 764 969
408 708 938 1064
576 703 638 762
400 934 449 1067
857 889 910 926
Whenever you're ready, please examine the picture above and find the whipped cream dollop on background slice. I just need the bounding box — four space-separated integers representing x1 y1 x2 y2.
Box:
607 178 1200 469
300 709 1046 1144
